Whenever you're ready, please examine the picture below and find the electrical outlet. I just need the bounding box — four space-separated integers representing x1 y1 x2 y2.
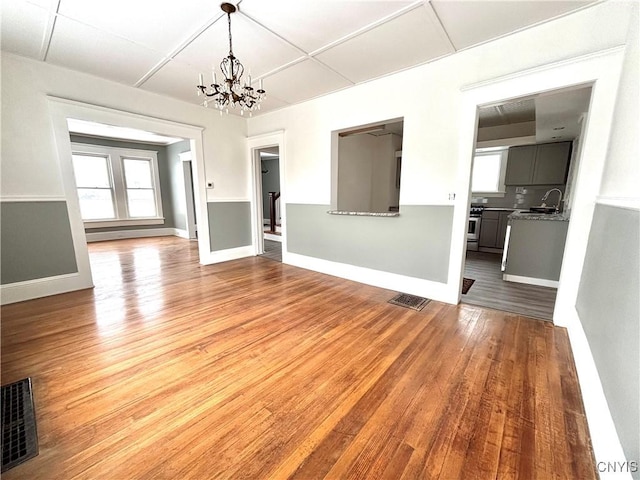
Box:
448 193 456 200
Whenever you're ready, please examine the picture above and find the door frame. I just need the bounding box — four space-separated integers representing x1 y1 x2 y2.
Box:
247 131 285 257
179 151 198 239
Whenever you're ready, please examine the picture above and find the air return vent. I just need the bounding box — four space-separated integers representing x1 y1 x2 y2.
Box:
2 378 38 473
388 293 430 311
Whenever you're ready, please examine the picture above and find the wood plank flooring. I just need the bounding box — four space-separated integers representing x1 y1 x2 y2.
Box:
1 237 595 479
462 251 558 321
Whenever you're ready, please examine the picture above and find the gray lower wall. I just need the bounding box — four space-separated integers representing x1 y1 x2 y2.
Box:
207 202 252 252
261 158 280 220
286 204 453 283
1 201 78 284
70 135 177 231
576 204 640 470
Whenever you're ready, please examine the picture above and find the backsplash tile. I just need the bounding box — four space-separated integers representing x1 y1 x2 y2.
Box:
472 185 566 210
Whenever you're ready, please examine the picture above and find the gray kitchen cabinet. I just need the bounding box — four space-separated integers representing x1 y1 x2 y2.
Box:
480 210 512 249
532 142 571 185
505 142 571 185
504 145 536 185
479 212 499 247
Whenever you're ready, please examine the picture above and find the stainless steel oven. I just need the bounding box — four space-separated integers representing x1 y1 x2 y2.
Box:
468 216 481 241
467 205 484 251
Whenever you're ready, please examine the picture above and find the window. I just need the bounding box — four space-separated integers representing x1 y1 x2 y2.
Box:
71 143 163 228
472 147 508 195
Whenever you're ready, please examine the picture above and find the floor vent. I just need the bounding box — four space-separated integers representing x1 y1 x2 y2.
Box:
388 293 431 311
1 378 38 473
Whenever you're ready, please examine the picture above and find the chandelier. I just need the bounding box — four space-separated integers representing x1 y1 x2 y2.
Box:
196 3 266 116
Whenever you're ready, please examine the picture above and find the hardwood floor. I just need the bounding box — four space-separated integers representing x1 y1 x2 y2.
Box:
462 251 558 321
1 237 595 479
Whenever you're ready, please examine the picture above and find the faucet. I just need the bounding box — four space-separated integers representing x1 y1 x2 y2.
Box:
541 188 563 213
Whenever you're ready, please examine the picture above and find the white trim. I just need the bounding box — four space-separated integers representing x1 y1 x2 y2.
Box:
85 228 177 243
502 274 559 288
284 252 456 304
84 218 165 229
199 245 254 265
0 272 90 305
0 195 67 202
173 228 190 239
461 46 625 92
248 131 286 258
46 96 210 296
71 142 164 223
47 96 205 133
595 196 640 211
264 232 282 242
563 308 633 480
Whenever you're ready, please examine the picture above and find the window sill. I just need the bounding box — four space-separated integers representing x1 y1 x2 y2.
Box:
84 218 165 229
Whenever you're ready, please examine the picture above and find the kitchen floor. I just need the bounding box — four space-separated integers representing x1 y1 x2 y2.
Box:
462 251 557 321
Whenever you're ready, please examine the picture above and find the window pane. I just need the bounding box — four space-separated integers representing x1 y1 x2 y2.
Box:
123 159 153 188
77 188 115 219
127 189 156 217
472 154 502 192
72 155 111 188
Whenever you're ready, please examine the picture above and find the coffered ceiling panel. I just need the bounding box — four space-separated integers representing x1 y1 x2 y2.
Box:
139 59 208 104
239 0 417 53
431 0 596 50
47 15 166 85
173 12 304 78
315 5 453 83
1 0 50 58
261 59 352 105
57 0 218 53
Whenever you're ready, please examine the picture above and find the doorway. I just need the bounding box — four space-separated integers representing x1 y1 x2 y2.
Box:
461 85 593 321
256 147 281 262
248 132 285 263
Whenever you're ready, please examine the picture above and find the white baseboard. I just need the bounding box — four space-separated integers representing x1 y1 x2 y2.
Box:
264 232 282 242
200 245 254 265
563 307 632 480
283 252 456 304
503 273 559 288
173 228 190 239
85 228 179 242
0 272 93 305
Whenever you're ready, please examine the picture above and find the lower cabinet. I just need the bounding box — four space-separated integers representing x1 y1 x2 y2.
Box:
479 211 512 249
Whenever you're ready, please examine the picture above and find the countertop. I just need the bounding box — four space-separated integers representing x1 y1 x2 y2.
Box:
508 211 569 222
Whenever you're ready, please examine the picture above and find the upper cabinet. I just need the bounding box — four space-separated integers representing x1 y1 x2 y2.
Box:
505 142 571 185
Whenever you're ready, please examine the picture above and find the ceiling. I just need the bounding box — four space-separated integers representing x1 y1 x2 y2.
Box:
478 85 592 144
2 0 599 116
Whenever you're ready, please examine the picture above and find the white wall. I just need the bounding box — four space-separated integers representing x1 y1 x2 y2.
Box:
599 2 640 200
1 53 247 201
248 2 631 206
